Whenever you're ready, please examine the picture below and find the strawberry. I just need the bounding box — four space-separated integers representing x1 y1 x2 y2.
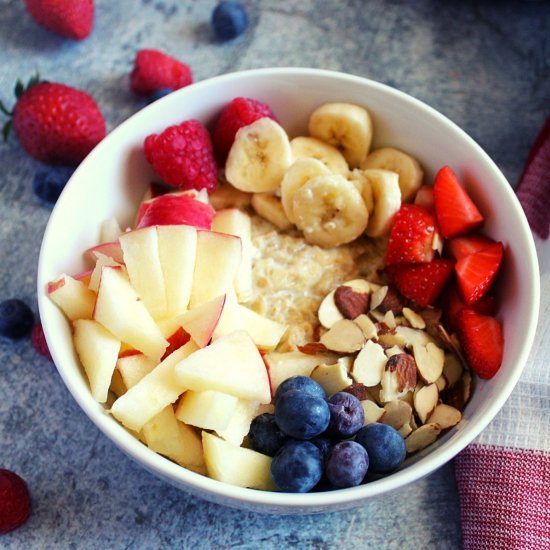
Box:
446 233 495 260
144 120 218 192
433 165 484 238
455 309 504 379
130 49 193 97
385 204 438 265
455 241 504 305
212 97 277 164
1 77 105 165
385 259 454 308
442 285 497 331
24 0 93 40
0 469 31 534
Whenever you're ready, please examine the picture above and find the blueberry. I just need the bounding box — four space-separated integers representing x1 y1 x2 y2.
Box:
146 88 174 105
211 1 248 41
355 423 406 474
326 392 364 439
275 389 330 440
0 299 34 339
248 413 288 457
271 440 323 493
325 441 369 488
310 436 333 463
274 375 326 404
32 167 74 204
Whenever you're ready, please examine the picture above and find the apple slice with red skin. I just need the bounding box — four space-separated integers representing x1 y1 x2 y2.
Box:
177 294 226 348
84 241 124 264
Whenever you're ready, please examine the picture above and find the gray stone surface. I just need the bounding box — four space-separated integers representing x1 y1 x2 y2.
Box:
1 0 549 548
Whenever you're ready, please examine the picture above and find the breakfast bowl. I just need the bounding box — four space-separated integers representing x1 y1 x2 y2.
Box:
37 67 540 514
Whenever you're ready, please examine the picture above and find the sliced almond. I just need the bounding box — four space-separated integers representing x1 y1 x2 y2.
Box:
402 307 426 329
343 382 374 401
354 313 378 340
334 285 370 320
399 422 414 438
401 390 414 407
413 383 439 424
310 357 353 396
381 399 413 430
413 342 445 384
427 403 461 429
352 340 387 387
387 353 417 393
320 319 365 353
381 310 396 330
405 423 441 454
318 289 343 329
435 375 447 392
370 285 388 310
361 399 385 425
443 353 463 388
385 344 404 358
297 342 330 355
396 326 436 348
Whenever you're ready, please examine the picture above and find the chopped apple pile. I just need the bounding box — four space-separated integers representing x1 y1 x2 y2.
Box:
48 187 286 486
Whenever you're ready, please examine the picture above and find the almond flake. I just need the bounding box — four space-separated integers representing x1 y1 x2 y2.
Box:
435 375 447 392
370 285 388 311
402 307 426 329
343 382 373 401
414 383 439 424
318 289 344 329
361 399 385 425
405 423 441 454
385 345 404 358
381 310 396 330
297 342 330 355
381 399 413 430
334 285 370 320
386 353 417 393
427 404 461 429
320 319 365 353
354 314 378 340
352 340 387 387
443 353 463 388
399 422 414 438
310 358 353 395
413 342 445 384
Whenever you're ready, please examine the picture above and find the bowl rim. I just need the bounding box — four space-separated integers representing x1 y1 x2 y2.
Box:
37 66 541 511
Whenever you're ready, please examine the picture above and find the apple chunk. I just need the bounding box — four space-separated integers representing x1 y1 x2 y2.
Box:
211 208 253 302
73 319 121 403
213 298 286 351
202 431 275 490
216 398 260 446
119 226 167 319
110 340 198 432
48 274 96 320
93 266 168 362
175 389 238 432
174 330 271 404
156 224 197 318
116 353 157 389
141 405 205 473
176 294 226 348
189 231 242 308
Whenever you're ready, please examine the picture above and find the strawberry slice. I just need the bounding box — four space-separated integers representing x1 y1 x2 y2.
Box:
443 285 497 331
455 309 504 379
385 204 438 265
385 259 454 307
446 234 495 260
455 242 504 305
433 166 484 238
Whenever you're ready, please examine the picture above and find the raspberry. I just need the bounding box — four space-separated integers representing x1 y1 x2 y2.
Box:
130 49 193 97
144 120 218 192
0 469 31 534
212 97 277 164
31 323 52 361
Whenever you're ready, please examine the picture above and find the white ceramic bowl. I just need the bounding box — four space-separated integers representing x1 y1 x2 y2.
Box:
37 68 540 514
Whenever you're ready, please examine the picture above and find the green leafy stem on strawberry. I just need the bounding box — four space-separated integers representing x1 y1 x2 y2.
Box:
384 165 505 379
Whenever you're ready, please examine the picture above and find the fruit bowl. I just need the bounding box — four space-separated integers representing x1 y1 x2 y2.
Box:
37 67 539 513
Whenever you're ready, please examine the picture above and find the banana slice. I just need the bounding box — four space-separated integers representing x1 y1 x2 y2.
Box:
292 174 369 247
225 117 292 193
308 102 373 169
251 193 293 230
363 169 401 238
280 157 331 223
290 136 349 176
348 169 374 214
361 147 423 202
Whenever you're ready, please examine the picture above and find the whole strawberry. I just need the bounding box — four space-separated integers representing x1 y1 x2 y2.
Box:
24 0 94 40
2 77 106 165
144 120 218 192
213 97 277 164
130 49 193 97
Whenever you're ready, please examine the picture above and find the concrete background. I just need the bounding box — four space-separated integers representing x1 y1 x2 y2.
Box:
1 1 549 548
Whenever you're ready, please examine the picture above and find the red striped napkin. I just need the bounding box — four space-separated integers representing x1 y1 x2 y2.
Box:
454 115 550 549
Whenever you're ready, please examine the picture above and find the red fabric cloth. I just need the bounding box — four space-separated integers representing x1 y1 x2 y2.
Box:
455 445 550 550
516 115 550 239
